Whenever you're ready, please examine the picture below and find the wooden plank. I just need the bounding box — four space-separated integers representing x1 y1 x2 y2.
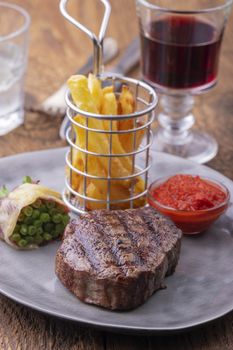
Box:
0 296 105 350
106 333 149 350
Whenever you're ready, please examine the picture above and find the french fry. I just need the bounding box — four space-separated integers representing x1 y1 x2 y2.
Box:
100 91 118 133
86 180 145 210
118 85 145 152
88 73 103 112
67 75 146 209
101 91 118 115
102 85 114 94
68 75 97 113
73 115 132 177
118 85 135 115
68 77 131 178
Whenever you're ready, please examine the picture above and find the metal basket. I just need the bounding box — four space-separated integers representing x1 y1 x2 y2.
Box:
60 0 158 214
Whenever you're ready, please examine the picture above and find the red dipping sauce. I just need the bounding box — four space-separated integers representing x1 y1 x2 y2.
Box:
148 175 230 235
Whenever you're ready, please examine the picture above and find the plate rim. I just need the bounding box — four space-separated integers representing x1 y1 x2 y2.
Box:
0 282 233 335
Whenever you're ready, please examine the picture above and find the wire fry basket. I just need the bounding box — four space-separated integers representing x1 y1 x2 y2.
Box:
60 0 158 214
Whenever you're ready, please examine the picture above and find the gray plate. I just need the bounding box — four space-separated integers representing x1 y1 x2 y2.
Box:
0 147 232 334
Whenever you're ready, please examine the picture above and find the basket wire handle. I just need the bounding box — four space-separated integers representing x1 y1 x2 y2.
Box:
59 0 111 76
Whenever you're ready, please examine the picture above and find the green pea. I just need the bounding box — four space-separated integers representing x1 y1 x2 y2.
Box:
52 214 63 224
44 222 54 232
32 199 42 208
32 209 40 219
45 201 55 209
40 213 50 223
13 224 20 234
36 227 43 235
25 236 34 244
55 223 64 235
39 204 47 213
20 225 28 236
62 215 70 226
24 216 34 225
18 239 27 248
18 212 25 222
49 208 57 216
28 226 36 236
11 233 21 242
34 220 42 228
51 229 58 237
43 233 52 241
22 206 33 217
34 234 43 245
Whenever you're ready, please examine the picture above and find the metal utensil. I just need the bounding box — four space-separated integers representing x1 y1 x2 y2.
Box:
59 37 140 139
26 37 118 115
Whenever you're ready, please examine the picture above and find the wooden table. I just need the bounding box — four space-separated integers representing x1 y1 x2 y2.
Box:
0 1 233 349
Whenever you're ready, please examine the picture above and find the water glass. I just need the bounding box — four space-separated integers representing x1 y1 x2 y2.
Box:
0 2 30 136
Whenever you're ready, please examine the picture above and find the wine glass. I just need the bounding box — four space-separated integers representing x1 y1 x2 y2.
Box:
136 0 232 163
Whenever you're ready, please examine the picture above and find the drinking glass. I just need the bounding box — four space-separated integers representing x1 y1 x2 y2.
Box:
0 2 30 136
136 0 232 163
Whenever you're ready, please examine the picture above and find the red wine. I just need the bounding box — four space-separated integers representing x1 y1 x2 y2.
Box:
141 16 223 89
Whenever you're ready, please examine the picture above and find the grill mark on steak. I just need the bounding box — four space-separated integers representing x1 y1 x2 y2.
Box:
113 211 151 265
138 210 163 246
92 210 144 271
88 211 127 275
61 230 94 273
115 210 165 266
140 207 182 275
73 218 122 275
142 208 179 250
63 220 93 263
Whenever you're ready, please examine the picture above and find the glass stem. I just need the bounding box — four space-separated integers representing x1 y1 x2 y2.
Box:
158 94 195 145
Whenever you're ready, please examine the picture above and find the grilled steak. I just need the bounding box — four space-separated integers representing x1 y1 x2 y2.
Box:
55 207 182 310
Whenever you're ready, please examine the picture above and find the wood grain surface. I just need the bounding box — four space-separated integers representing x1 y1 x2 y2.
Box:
0 0 232 349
